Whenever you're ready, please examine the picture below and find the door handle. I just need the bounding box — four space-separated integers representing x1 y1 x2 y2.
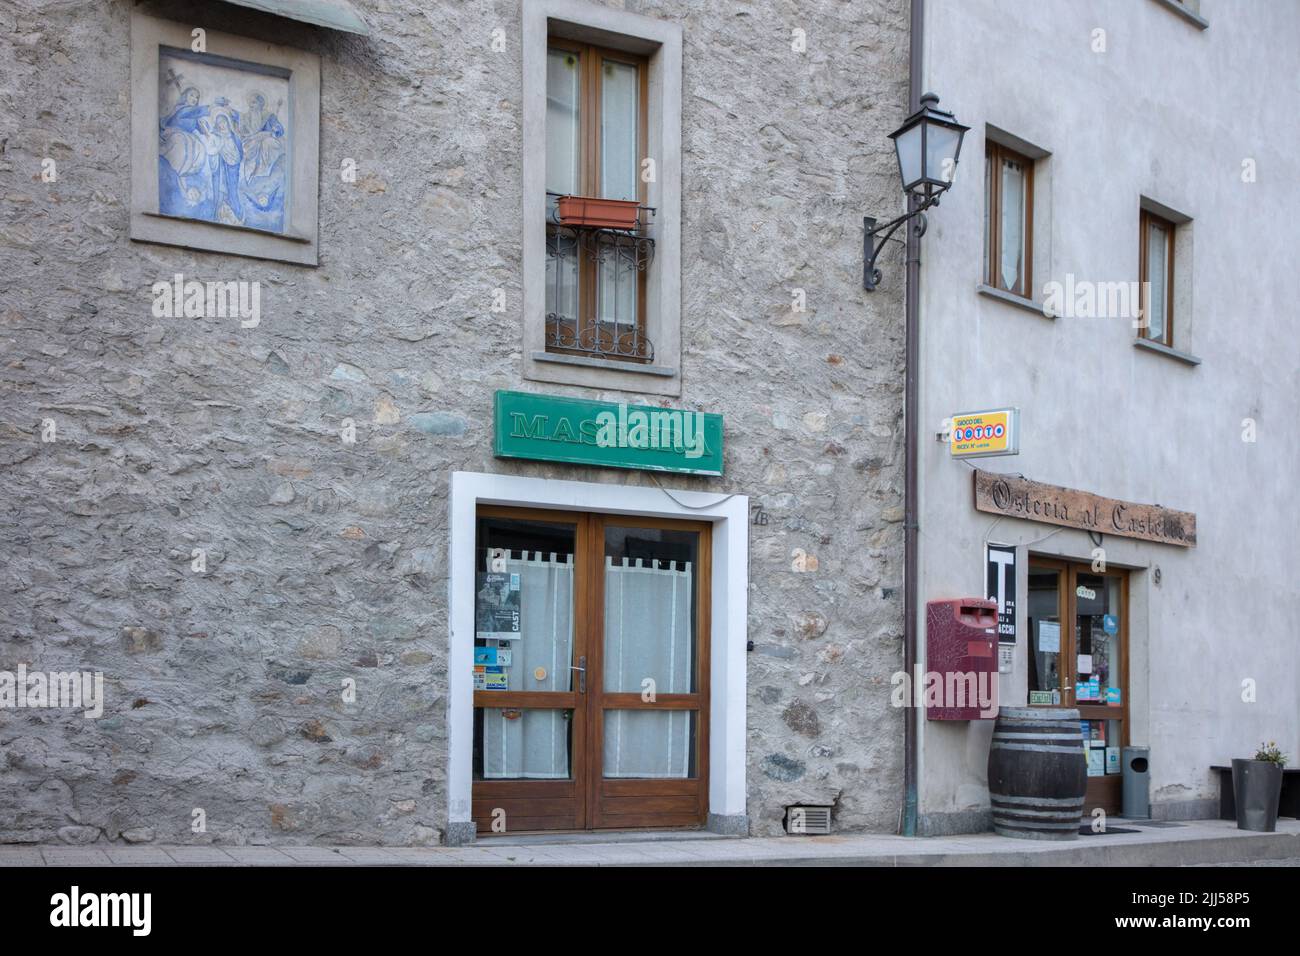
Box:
571 656 586 694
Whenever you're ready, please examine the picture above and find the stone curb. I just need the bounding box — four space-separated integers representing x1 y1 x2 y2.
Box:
4 828 1297 867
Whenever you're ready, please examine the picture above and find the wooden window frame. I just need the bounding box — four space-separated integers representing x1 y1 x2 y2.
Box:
546 38 650 364
984 140 1035 299
1139 209 1175 347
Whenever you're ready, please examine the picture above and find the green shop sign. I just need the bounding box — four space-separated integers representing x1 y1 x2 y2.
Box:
494 390 724 477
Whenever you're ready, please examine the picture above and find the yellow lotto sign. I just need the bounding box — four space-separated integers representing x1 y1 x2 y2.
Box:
949 408 1020 459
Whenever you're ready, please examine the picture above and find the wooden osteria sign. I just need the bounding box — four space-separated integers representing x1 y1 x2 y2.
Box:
974 470 1196 547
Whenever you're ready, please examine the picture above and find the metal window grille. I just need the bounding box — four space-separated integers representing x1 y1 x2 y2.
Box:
545 219 656 363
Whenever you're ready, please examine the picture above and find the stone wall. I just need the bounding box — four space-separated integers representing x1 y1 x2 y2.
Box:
0 0 910 844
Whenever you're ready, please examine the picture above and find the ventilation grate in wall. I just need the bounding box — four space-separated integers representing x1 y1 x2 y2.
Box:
784 805 833 835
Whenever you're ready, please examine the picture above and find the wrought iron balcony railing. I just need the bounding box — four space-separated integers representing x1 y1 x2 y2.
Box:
545 208 656 364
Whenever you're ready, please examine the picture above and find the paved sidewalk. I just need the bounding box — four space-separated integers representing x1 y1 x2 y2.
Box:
4 819 1297 867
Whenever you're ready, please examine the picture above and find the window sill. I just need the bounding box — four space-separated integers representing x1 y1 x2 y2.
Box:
1150 0 1209 31
977 284 1056 319
531 350 677 378
1134 338 1202 366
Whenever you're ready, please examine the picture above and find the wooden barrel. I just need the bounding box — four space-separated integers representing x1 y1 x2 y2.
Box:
987 707 1087 840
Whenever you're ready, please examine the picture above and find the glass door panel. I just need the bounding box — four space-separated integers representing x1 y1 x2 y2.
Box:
603 710 696 779
472 510 586 833
1073 572 1121 706
600 524 698 782
1071 567 1127 817
474 707 573 781
1027 565 1064 704
474 513 577 700
591 518 708 828
602 526 698 696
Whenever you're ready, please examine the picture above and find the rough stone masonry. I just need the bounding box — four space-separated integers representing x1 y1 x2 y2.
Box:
0 0 911 844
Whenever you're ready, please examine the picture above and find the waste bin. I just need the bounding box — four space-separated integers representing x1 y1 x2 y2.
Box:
1121 746 1150 819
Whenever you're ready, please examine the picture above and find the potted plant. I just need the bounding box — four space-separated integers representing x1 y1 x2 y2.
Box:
1231 741 1287 832
554 195 640 230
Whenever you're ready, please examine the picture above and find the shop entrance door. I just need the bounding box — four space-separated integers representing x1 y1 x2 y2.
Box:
1026 558 1129 817
471 507 710 834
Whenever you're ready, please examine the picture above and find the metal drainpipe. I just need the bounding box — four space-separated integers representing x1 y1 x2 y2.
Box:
901 0 924 839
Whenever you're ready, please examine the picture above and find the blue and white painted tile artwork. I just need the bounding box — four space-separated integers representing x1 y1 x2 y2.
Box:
157 51 290 233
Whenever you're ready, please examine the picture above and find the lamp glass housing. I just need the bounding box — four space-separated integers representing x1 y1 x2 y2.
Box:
889 95 969 199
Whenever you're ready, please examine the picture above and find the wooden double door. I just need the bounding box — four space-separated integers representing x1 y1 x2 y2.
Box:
1026 558 1130 816
471 507 710 833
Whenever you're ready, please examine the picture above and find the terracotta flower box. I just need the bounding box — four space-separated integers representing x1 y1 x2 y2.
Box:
555 195 640 230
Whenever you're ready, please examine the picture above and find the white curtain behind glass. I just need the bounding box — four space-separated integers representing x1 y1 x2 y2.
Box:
603 557 693 778
600 61 638 202
597 243 638 328
983 158 993 284
482 552 574 779
999 157 1024 291
1146 223 1167 340
598 59 639 328
546 49 580 326
546 50 579 195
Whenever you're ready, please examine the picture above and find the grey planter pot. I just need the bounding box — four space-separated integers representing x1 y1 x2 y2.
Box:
1231 758 1283 832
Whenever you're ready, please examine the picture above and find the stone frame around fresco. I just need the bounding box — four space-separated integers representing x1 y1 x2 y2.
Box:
129 10 321 266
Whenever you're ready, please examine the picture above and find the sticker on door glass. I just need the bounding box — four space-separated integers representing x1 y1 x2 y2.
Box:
474 645 513 667
1036 620 1061 653
473 665 509 690
1087 747 1106 777
1076 676 1101 701
1105 747 1120 773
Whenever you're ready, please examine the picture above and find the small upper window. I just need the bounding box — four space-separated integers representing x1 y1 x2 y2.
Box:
1139 210 1175 346
984 141 1034 299
545 40 650 364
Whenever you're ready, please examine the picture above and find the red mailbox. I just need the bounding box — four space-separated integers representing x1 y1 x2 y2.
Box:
926 598 998 721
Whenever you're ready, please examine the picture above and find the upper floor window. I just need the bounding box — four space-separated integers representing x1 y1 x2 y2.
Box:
984 141 1034 299
1139 209 1175 346
522 2 682 396
545 40 651 364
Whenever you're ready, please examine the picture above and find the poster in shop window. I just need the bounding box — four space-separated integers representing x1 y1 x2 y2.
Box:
476 572 521 640
986 543 1017 644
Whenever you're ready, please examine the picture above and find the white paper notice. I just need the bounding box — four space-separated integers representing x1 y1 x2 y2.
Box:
1077 654 1093 674
1037 621 1061 654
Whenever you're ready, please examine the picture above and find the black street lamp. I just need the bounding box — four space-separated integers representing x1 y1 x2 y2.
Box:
864 93 969 290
